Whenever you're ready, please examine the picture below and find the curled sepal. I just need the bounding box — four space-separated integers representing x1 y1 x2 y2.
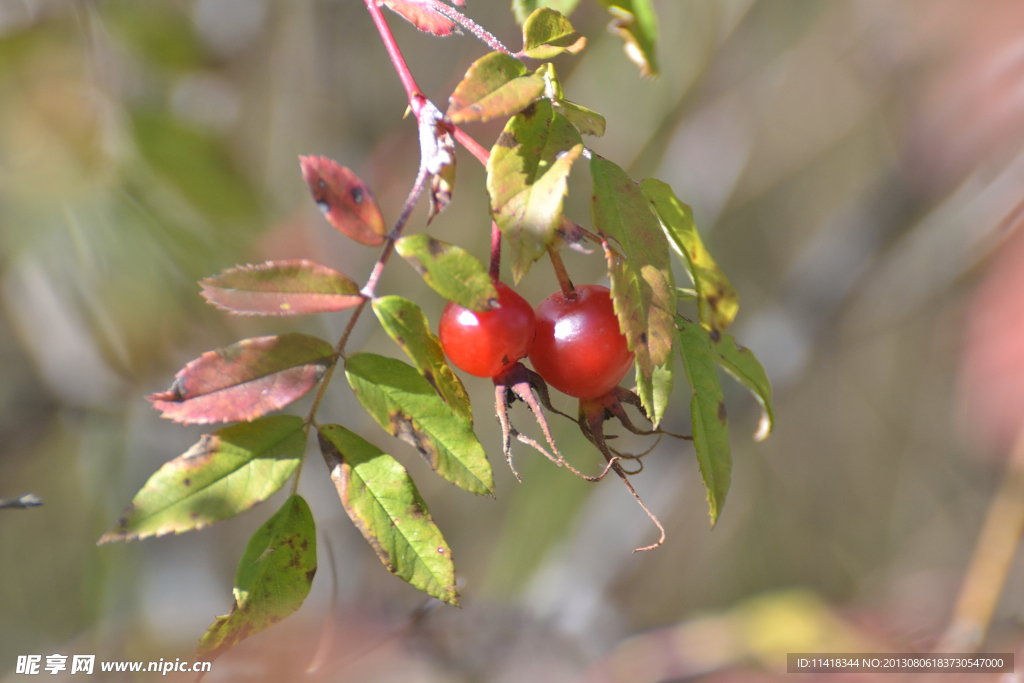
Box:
578 389 668 551
522 7 585 59
98 416 305 544
345 353 494 495
378 0 458 36
512 0 581 24
448 52 545 125
200 260 363 316
597 0 659 77
148 333 334 424
418 99 457 222
372 295 473 423
318 424 458 605
487 99 583 283
590 157 676 421
299 156 386 246
641 178 739 332
198 495 316 660
677 317 730 526
395 234 497 312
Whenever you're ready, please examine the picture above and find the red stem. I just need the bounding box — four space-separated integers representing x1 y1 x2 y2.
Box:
453 125 490 165
490 220 501 279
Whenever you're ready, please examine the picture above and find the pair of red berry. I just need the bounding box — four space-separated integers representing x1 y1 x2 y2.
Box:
438 282 634 400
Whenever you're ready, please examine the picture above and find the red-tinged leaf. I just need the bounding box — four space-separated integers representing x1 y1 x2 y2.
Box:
299 156 386 246
149 333 334 424
378 0 458 37
200 260 363 316
447 52 545 125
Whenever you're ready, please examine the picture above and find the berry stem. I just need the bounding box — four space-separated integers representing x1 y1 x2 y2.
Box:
548 246 576 299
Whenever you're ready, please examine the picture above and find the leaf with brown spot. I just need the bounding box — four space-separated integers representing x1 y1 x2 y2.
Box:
318 424 457 605
487 99 583 283
712 331 774 441
345 353 493 495
447 51 545 125
395 234 497 312
98 416 305 544
148 334 334 424
677 317 730 526
591 157 676 421
521 7 586 59
641 178 739 332
372 296 472 423
198 494 316 659
299 156 385 246
200 260 363 316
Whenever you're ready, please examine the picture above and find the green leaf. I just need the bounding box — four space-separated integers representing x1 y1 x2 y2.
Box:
198 495 316 659
712 331 774 441
447 51 545 124
590 157 676 420
200 259 363 316
487 99 583 283
318 425 458 605
635 354 673 429
512 0 581 24
677 317 730 525
394 234 497 312
98 416 306 543
597 0 659 77
522 7 586 59
372 296 473 423
556 99 606 137
641 178 739 331
345 353 494 495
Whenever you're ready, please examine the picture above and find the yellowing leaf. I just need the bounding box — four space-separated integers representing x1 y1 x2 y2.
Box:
447 51 545 124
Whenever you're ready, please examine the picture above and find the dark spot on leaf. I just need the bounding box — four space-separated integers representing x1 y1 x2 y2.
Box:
717 401 727 423
317 179 327 190
406 257 427 276
305 568 316 582
268 615 281 624
426 237 447 257
290 557 301 569
350 187 364 204
394 335 405 346
709 329 721 343
190 512 200 520
521 102 537 119
410 503 425 519
423 369 441 394
496 131 517 148
639 332 648 345
300 539 308 551
183 478 191 486
391 412 439 468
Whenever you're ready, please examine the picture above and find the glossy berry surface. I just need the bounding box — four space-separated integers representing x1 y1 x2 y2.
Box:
439 281 536 378
529 284 634 399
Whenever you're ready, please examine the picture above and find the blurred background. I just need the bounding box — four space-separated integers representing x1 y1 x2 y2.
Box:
3 0 1024 680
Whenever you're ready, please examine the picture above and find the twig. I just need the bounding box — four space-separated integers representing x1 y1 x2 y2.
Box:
424 0 512 54
0 493 43 509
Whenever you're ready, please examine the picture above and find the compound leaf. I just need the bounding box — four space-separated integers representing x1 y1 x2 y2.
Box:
591 157 676 422
198 494 316 659
200 260 363 316
98 415 306 543
487 99 583 283
597 0 659 77
677 317 730 526
522 7 586 59
318 424 458 605
372 296 473 423
712 332 774 441
148 333 333 424
299 156 386 246
641 178 739 331
346 353 493 495
448 51 544 124
395 234 497 312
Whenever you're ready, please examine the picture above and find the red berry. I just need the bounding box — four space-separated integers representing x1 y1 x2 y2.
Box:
529 285 634 399
439 282 536 378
